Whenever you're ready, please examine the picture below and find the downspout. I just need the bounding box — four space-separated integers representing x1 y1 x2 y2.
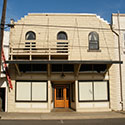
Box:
111 13 123 111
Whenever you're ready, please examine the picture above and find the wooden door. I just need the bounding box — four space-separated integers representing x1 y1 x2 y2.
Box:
55 85 69 108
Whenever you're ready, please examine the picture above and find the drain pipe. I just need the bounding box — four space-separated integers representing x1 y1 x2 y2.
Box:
111 13 123 111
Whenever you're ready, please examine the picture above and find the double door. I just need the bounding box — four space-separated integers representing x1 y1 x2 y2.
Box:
54 85 69 108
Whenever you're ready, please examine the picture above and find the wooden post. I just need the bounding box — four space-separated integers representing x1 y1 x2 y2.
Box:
0 0 7 76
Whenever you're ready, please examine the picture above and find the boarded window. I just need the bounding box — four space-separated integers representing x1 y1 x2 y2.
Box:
16 82 31 101
94 81 108 100
79 81 109 102
32 82 47 101
79 82 93 101
16 81 47 102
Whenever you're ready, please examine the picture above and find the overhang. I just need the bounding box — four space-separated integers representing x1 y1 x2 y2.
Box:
6 60 123 64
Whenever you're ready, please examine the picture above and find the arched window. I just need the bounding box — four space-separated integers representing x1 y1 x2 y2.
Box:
57 31 68 40
89 32 99 50
25 31 36 40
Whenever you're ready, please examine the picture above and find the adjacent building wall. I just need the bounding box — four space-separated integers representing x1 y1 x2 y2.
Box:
0 31 9 112
112 13 125 110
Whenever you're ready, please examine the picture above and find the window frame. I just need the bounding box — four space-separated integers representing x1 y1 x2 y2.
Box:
88 31 99 50
57 31 68 40
15 80 48 102
78 80 109 102
25 31 36 40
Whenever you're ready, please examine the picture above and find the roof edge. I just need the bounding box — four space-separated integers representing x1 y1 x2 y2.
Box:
28 13 96 16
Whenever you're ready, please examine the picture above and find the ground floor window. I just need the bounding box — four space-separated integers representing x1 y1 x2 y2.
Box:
16 81 48 102
78 81 109 102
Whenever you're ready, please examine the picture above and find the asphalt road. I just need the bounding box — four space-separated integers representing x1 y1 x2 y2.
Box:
0 118 125 125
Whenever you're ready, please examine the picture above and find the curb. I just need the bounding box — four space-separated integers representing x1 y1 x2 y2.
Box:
1 116 125 120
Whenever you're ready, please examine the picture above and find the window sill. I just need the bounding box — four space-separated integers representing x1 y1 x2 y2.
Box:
87 49 101 52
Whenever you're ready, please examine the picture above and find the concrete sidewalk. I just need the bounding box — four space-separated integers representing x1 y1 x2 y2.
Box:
0 111 125 120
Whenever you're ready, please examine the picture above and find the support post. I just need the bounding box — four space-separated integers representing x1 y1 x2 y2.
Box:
48 80 51 112
75 80 78 112
0 0 7 76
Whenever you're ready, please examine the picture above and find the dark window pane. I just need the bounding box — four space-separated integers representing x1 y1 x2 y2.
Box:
56 87 63 100
57 32 68 40
66 87 69 100
19 64 31 72
32 42 36 44
80 64 107 73
63 64 74 72
19 64 47 72
32 64 47 72
52 64 62 72
52 64 74 72
89 43 99 50
26 31 36 40
25 45 30 47
80 64 92 72
93 64 107 73
89 32 99 50
25 42 30 44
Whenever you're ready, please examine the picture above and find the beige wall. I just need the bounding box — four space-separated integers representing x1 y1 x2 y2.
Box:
10 13 118 61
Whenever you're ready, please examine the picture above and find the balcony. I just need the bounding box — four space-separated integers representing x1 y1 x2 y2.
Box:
9 41 69 61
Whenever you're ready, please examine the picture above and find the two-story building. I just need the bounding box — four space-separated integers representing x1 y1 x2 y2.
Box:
6 13 122 112
112 13 125 111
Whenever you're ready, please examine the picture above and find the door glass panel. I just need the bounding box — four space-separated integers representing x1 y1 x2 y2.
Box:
66 87 69 100
56 87 63 100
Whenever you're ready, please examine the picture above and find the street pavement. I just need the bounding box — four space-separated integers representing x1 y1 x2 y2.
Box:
0 111 125 120
1 118 125 125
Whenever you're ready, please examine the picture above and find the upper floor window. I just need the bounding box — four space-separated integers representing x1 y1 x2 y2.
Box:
57 31 68 40
89 32 99 50
25 31 36 40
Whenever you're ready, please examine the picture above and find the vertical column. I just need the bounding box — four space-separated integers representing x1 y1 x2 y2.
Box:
75 80 78 112
47 80 51 112
5 82 8 112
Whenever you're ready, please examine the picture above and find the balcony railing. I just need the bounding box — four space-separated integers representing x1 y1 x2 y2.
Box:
9 41 69 60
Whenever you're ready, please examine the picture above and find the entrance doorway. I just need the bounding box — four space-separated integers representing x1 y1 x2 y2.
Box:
54 85 69 108
0 88 5 112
